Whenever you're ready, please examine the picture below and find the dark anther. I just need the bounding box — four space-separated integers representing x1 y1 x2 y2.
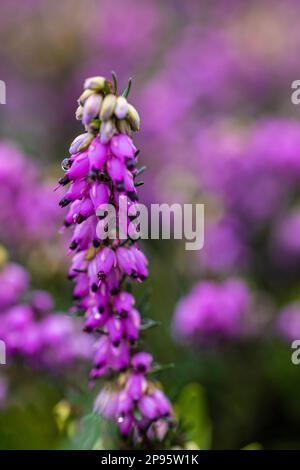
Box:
128 191 138 201
97 271 106 281
116 181 125 191
59 198 71 208
98 211 108 220
126 158 135 170
69 240 78 250
75 214 86 224
83 326 92 333
59 175 70 186
88 170 99 180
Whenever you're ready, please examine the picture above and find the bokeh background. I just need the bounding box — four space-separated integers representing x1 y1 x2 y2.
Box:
0 0 300 449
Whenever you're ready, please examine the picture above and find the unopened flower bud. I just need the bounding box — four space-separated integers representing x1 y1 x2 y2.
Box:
116 119 133 137
86 119 100 133
127 104 140 131
84 76 108 92
114 96 129 119
83 94 103 126
100 120 115 144
75 105 83 120
78 89 94 106
99 94 117 121
69 133 94 154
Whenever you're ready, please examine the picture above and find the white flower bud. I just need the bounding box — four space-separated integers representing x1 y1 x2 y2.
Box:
127 104 140 131
69 133 94 154
99 94 117 121
83 94 103 125
85 119 100 133
100 120 115 144
75 105 83 120
84 76 108 92
78 89 94 106
114 96 129 119
117 119 133 137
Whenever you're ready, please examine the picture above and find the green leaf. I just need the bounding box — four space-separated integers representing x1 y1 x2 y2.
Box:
134 165 145 177
175 383 212 450
140 318 161 331
111 71 118 94
149 362 175 375
136 288 151 314
134 181 144 187
122 78 132 98
68 310 85 317
242 442 263 450
72 413 103 450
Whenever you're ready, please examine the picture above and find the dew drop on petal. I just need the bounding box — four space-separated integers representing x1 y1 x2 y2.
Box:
62 158 71 171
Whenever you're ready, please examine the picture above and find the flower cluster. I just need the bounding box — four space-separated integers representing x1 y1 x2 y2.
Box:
173 117 300 346
0 255 92 405
57 75 174 444
94 352 172 441
193 118 300 277
0 259 92 366
0 142 60 248
277 304 300 342
173 279 251 344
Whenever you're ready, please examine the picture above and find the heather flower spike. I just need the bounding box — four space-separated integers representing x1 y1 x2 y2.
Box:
57 73 175 446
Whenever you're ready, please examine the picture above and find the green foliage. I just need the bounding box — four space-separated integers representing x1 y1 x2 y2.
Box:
242 442 263 450
71 413 104 450
69 413 118 450
0 372 62 450
175 383 212 450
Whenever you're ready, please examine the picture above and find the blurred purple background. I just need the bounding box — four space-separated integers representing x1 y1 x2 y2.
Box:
1 0 300 449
